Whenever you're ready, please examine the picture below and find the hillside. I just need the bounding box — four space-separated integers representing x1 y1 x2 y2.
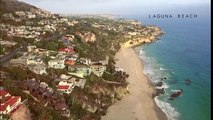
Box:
0 0 163 120
0 0 37 13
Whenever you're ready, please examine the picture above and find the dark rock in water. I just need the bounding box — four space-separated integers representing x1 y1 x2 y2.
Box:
183 79 191 85
169 89 182 100
154 81 163 87
154 88 165 96
160 77 167 80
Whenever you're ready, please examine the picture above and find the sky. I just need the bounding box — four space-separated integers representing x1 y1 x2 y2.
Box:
20 0 210 15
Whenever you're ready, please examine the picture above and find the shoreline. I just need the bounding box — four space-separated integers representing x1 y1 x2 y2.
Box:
102 47 167 120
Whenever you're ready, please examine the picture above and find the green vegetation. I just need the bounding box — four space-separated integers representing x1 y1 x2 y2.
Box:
8 66 27 80
69 96 88 120
10 36 34 45
28 102 67 120
0 44 5 55
33 40 65 51
85 72 101 85
44 56 51 64
0 0 154 119
0 114 10 120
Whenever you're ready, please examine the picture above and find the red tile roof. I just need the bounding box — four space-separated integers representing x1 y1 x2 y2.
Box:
0 96 21 112
59 48 74 53
57 85 69 90
0 90 9 97
65 60 75 65
7 96 20 106
0 96 12 103
0 104 7 111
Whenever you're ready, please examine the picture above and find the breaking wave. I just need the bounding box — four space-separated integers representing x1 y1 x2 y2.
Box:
155 97 180 120
138 47 180 120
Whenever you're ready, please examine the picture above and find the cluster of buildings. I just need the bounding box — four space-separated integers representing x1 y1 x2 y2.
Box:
0 88 22 116
22 79 70 117
0 3 164 118
10 41 108 78
0 40 17 47
90 18 163 40
3 8 52 21
0 8 79 55
56 74 86 94
1 24 43 41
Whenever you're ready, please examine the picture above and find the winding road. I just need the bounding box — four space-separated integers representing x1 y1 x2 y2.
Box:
0 44 27 66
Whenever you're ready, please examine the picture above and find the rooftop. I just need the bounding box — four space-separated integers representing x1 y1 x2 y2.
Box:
0 90 9 97
0 96 21 112
57 85 70 90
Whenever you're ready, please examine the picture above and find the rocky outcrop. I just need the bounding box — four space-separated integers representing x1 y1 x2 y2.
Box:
89 83 129 100
82 102 98 113
153 88 165 97
114 86 129 100
70 80 129 119
121 27 164 48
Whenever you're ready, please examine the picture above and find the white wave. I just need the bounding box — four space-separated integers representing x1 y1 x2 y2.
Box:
171 89 181 92
155 83 169 89
138 47 180 120
139 49 170 83
155 97 180 120
160 67 166 71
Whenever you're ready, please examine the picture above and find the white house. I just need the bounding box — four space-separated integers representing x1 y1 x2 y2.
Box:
90 65 106 77
26 55 43 65
57 81 74 94
30 64 47 75
28 14 36 19
67 65 91 78
48 59 65 69
78 58 91 65
27 45 37 53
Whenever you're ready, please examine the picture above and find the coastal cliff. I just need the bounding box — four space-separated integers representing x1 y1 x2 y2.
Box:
121 26 164 48
0 0 165 120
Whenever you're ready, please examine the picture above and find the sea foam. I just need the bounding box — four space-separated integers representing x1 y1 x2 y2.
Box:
154 97 180 120
138 47 179 120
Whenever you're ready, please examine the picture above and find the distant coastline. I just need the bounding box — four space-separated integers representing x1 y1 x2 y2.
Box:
60 13 121 19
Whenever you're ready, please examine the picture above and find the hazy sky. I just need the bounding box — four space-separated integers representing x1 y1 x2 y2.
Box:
20 0 210 15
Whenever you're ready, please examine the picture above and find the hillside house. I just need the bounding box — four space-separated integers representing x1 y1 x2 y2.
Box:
78 58 91 65
48 59 65 69
59 48 74 55
0 89 21 115
27 45 37 53
68 65 91 78
90 64 106 77
57 81 75 94
29 64 47 75
26 55 43 65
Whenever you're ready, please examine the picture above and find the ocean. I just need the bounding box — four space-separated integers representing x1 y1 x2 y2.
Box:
124 14 211 120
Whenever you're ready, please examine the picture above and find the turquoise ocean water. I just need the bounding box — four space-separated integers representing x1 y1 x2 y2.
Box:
124 14 211 120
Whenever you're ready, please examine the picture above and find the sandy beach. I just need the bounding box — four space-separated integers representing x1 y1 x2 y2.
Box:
102 48 167 120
